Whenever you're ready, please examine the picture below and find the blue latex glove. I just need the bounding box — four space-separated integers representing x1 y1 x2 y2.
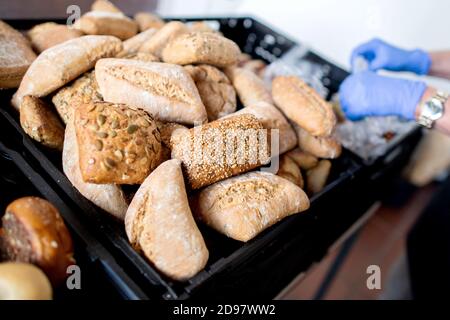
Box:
351 38 431 75
339 71 427 120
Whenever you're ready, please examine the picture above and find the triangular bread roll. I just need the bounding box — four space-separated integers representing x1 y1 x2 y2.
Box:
62 120 128 220
192 171 310 242
125 159 208 281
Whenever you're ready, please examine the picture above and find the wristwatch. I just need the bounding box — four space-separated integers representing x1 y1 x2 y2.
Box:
417 91 448 128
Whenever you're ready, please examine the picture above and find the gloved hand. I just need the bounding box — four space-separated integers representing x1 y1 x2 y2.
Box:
351 38 431 75
339 71 427 120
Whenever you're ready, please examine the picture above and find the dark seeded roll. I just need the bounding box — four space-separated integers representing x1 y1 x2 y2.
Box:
1 197 75 286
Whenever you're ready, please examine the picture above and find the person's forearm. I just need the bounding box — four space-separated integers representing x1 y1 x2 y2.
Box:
428 51 450 80
415 87 450 135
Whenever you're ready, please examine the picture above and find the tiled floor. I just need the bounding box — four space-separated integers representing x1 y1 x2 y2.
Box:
281 184 436 300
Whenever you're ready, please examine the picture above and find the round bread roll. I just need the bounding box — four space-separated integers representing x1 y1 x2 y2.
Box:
0 262 52 300
1 197 75 286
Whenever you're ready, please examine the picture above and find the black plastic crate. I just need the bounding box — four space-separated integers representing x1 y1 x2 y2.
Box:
0 17 420 299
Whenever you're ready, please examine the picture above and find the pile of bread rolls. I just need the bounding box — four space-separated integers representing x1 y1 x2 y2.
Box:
0 197 75 300
0 0 342 281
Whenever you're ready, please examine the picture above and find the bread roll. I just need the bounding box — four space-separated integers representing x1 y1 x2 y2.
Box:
192 171 310 242
222 102 297 155
125 159 208 281
240 59 267 78
95 58 207 125
171 114 270 190
1 197 75 286
306 160 331 194
277 154 304 188
0 20 36 89
134 12 165 31
294 124 342 159
272 76 336 137
74 102 162 184
20 96 65 150
156 121 188 163
120 28 157 55
162 32 241 67
184 64 236 121
91 0 122 13
63 119 128 219
226 67 273 107
27 22 83 53
52 71 102 124
189 21 219 33
286 148 318 170
0 262 52 300
74 11 138 40
138 21 188 57
12 35 122 110
118 51 159 63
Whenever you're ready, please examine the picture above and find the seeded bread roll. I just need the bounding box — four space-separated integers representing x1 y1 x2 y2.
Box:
91 0 122 13
138 21 188 57
225 67 273 107
52 71 102 124
134 12 165 31
63 119 128 219
191 171 310 242
1 197 75 286
0 20 36 89
162 32 241 67
27 22 83 53
74 11 138 40
74 102 162 184
184 64 236 121
12 35 122 110
222 102 297 155
272 76 336 137
306 160 331 194
286 148 318 170
171 114 270 190
120 28 158 55
20 96 65 150
294 124 342 159
277 154 304 188
0 262 52 300
95 58 207 125
125 159 208 281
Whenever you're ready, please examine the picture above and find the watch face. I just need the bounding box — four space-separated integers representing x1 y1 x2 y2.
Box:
425 100 444 121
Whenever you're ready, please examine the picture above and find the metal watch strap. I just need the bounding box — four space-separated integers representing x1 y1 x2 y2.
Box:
418 91 448 129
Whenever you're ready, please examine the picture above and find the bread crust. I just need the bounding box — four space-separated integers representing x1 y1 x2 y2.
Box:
306 160 331 194
75 11 138 40
74 101 162 184
162 32 241 67
184 64 236 121
222 102 297 155
0 262 52 300
294 124 342 159
138 21 188 57
62 119 128 219
277 154 304 188
52 71 101 124
171 114 271 189
226 67 273 107
285 148 318 170
0 20 36 89
272 76 336 137
91 0 122 13
120 28 158 55
192 171 309 242
20 96 65 150
28 22 83 53
2 197 74 286
12 35 122 110
95 58 207 125
125 159 208 281
134 12 165 31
